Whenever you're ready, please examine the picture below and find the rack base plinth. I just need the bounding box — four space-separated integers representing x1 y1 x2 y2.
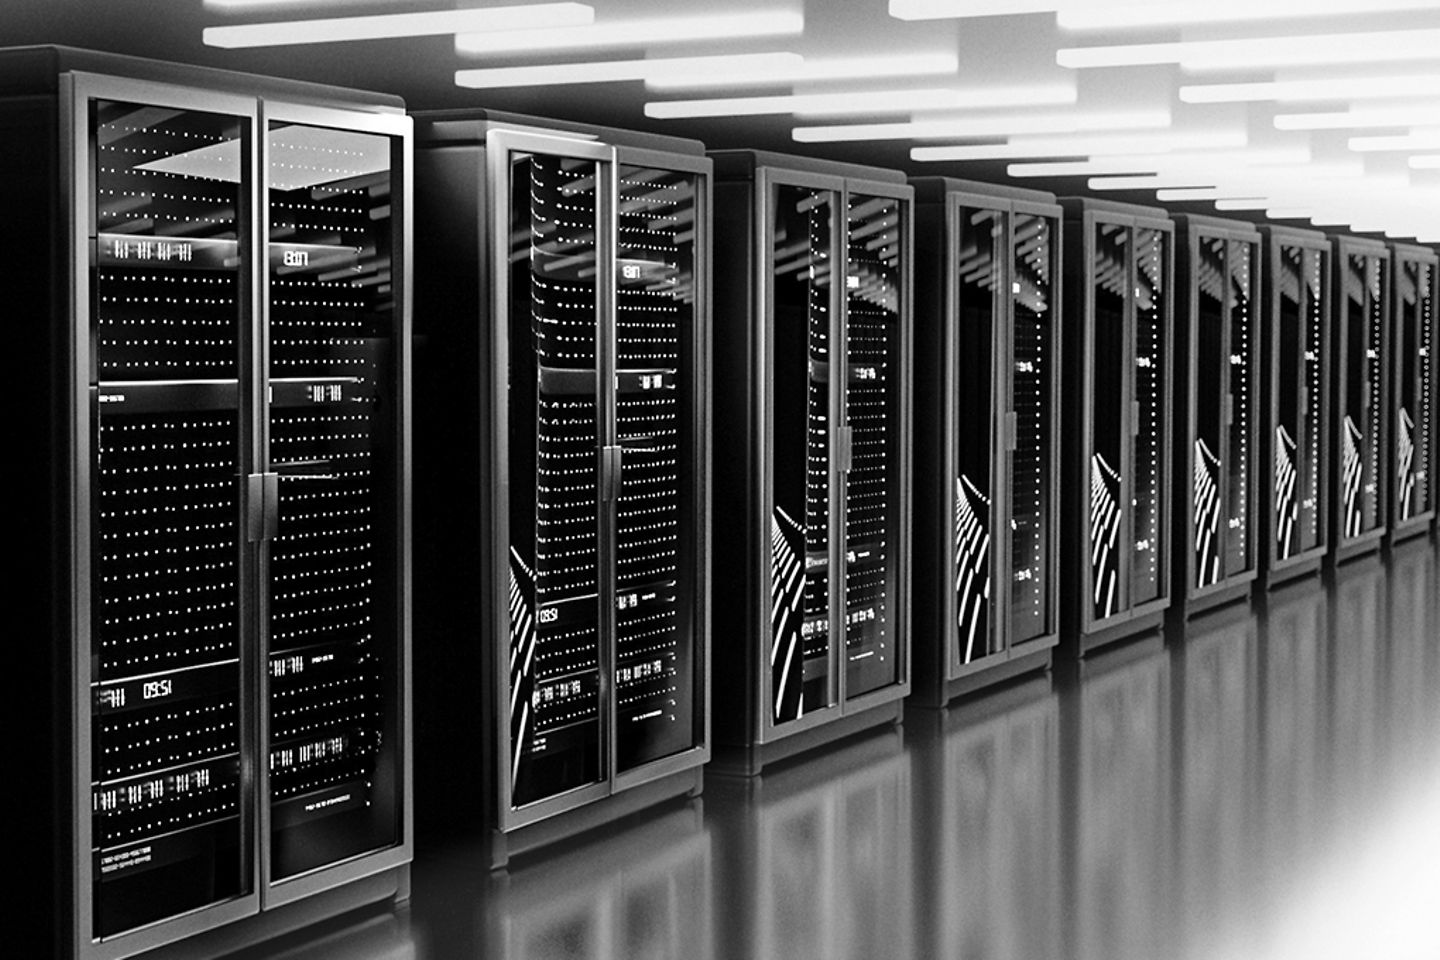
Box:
1068 608 1168 660
489 767 704 871
1263 552 1326 590
910 644 1054 709
709 699 905 778
1174 580 1254 622
1333 533 1386 566
1391 514 1437 544
140 865 408 960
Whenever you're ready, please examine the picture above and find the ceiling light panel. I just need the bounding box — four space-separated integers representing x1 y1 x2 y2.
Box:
1058 29 1440 71
1275 106 1440 130
204 3 593 48
1006 148 1310 177
455 10 802 55
889 0 1064 18
456 52 801 89
647 84 1075 119
797 109 1171 143
1057 0 1440 31
1181 75 1440 103
644 53 960 89
909 130 1245 161
1348 130 1440 151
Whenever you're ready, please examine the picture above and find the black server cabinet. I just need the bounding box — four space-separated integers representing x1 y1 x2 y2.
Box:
1173 216 1262 616
412 113 710 864
1260 226 1333 586
911 178 1061 705
3 48 411 960
1060 199 1175 655
1389 243 1436 540
709 150 911 774
1331 236 1392 562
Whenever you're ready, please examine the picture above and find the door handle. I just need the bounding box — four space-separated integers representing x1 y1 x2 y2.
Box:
600 445 624 502
245 472 280 543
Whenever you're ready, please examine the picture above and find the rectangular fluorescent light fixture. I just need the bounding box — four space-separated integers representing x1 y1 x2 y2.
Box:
1007 147 1309 177
456 11 801 55
797 109 1169 144
1088 175 1215 190
1410 154 1440 168
1155 188 1264 201
1349 131 1440 151
647 84 1075 119
1182 76 1440 104
456 52 801 89
1059 29 1440 71
205 3 592 48
1215 198 1274 210
889 0 1062 18
645 53 959 89
1276 106 1440 130
910 129 1244 161
1058 0 1440 32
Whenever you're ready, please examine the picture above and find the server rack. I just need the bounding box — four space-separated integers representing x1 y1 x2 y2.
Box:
1388 243 1436 540
412 112 710 865
1060 199 1175 655
1173 216 1262 616
1331 235 1391 562
3 47 412 960
911 178 1061 704
709 150 912 774
1260 226 1333 586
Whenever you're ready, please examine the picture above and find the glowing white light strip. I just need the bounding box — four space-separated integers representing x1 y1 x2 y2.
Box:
204 3 593 48
1059 29 1440 71
1058 0 1440 32
797 109 1170 143
645 52 959 89
1276 107 1440 130
1155 188 1262 201
1087 175 1214 190
455 11 802 54
1349 130 1440 151
1182 76 1440 104
1215 198 1274 210
456 52 800 89
910 129 1243 161
889 0 1064 18
1006 147 1310 177
647 84 1076 119
1410 154 1440 168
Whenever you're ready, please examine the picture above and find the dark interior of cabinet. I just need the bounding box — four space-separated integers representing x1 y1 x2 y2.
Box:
1088 223 1127 620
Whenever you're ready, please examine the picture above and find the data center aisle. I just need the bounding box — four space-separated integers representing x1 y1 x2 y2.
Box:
222 534 1440 960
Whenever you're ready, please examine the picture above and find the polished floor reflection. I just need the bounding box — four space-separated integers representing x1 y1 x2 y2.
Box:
226 535 1438 960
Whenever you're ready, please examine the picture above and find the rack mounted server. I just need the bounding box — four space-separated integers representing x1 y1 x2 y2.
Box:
912 179 1061 704
1173 216 1262 616
1260 226 1333 586
709 150 912 774
1060 199 1176 655
4 46 412 960
1388 243 1436 540
1331 235 1392 562
413 112 710 864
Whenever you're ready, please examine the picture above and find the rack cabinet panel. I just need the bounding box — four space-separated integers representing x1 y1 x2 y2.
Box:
1390 243 1437 539
710 151 910 773
1261 227 1332 584
911 179 1060 705
413 114 709 861
4 47 412 960
1174 217 1262 615
1332 236 1391 560
1061 200 1175 655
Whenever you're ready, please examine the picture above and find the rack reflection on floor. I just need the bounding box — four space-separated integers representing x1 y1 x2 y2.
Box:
233 534 1437 960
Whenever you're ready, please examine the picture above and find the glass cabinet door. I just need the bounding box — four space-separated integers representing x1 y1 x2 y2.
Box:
844 192 903 699
1132 227 1169 606
1224 239 1255 577
1009 212 1055 644
613 164 700 771
770 183 835 722
1088 223 1129 621
1395 257 1434 522
505 149 604 807
953 205 1001 664
88 99 251 938
1340 252 1386 539
1192 236 1227 588
264 121 401 877
1274 244 1326 559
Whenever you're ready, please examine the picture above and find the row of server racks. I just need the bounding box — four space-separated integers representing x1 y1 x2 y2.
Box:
11 44 1437 960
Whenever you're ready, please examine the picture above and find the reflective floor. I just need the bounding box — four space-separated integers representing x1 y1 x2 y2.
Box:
232 535 1439 960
